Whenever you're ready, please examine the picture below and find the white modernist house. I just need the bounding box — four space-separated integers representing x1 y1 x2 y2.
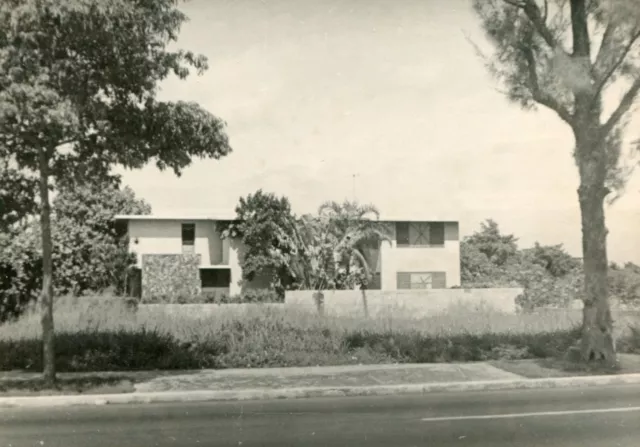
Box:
114 213 461 299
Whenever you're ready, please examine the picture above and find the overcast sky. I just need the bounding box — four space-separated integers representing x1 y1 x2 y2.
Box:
117 0 640 264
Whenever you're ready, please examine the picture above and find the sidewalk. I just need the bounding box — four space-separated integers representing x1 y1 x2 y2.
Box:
133 362 522 393
3 358 640 408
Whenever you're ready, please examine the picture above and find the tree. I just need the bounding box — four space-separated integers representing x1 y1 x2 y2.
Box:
463 219 519 267
0 182 150 321
460 219 519 286
0 0 232 385
317 200 392 290
0 165 37 232
317 200 392 317
50 182 151 296
609 262 640 305
289 214 338 292
521 242 582 278
218 190 301 297
472 0 640 364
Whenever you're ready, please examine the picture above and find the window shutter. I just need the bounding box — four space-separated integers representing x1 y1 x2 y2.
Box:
397 272 411 289
429 222 445 246
396 222 410 246
431 272 447 289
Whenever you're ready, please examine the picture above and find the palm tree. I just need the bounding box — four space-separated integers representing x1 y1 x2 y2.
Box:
317 200 392 317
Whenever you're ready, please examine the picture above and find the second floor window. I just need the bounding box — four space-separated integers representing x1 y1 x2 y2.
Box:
396 222 445 247
182 223 195 254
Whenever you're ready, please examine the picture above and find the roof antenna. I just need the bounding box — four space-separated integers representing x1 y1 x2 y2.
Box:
352 173 359 202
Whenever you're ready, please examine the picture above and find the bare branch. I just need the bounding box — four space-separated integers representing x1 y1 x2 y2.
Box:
593 21 615 69
601 78 640 138
522 42 574 125
502 0 562 50
592 28 640 103
523 0 558 47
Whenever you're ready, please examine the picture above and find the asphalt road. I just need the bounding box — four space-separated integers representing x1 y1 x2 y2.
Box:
2 385 640 447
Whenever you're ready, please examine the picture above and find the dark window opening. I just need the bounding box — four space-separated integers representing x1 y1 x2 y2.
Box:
429 222 445 246
200 268 231 288
396 222 410 246
182 223 195 254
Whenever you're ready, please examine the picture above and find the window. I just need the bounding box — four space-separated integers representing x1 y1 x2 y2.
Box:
200 268 231 288
396 222 445 247
181 223 195 254
396 222 410 246
397 271 446 289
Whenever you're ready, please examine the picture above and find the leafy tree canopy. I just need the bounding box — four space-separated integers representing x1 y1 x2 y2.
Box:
0 0 231 184
218 190 301 296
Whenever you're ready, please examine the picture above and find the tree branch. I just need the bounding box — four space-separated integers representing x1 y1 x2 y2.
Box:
522 42 574 125
592 28 640 103
522 0 558 47
601 77 640 138
593 21 615 70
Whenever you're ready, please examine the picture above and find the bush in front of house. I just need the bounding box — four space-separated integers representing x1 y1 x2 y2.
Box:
143 289 283 305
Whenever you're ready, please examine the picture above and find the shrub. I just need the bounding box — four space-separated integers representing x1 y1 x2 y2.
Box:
0 329 227 372
233 289 282 303
145 289 282 305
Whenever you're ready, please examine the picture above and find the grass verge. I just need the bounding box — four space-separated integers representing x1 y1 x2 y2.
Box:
0 296 638 375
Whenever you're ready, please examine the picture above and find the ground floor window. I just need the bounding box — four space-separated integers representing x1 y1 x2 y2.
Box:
396 271 446 289
200 268 231 288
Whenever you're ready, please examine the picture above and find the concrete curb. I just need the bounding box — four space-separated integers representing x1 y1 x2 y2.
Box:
3 373 640 408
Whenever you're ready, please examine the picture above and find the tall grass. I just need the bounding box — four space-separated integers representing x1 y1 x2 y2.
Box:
0 296 637 372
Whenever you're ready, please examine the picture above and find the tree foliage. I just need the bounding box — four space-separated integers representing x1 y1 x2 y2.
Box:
609 262 640 305
0 165 37 232
461 218 640 310
50 182 151 296
0 182 150 320
218 190 301 297
0 0 231 382
220 194 393 295
316 200 392 290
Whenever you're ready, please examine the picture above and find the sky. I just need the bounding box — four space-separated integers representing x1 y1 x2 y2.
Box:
117 0 640 264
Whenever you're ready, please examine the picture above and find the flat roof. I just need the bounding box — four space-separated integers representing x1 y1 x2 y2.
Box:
114 213 237 221
114 213 459 223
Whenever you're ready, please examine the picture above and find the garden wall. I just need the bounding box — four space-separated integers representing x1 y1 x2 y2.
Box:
285 288 524 318
138 303 284 318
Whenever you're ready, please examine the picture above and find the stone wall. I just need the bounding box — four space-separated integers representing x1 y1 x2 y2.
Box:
285 288 524 318
141 254 201 303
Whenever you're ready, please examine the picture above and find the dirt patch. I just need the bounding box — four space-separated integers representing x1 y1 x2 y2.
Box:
492 354 640 378
0 374 140 397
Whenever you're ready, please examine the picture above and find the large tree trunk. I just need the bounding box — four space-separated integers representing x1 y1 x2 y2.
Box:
38 147 56 386
576 136 616 366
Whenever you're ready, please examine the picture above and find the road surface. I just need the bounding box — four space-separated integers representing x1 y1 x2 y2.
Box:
2 385 640 446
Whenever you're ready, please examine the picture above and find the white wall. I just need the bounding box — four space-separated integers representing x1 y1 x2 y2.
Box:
138 303 284 319
380 222 461 290
128 219 230 267
286 288 523 317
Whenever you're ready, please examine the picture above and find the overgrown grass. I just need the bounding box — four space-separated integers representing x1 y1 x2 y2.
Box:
0 296 638 372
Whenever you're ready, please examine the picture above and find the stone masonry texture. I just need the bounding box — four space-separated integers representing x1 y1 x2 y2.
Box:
141 254 201 303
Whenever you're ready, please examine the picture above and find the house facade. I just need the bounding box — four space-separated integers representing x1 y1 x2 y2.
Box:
114 214 461 300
